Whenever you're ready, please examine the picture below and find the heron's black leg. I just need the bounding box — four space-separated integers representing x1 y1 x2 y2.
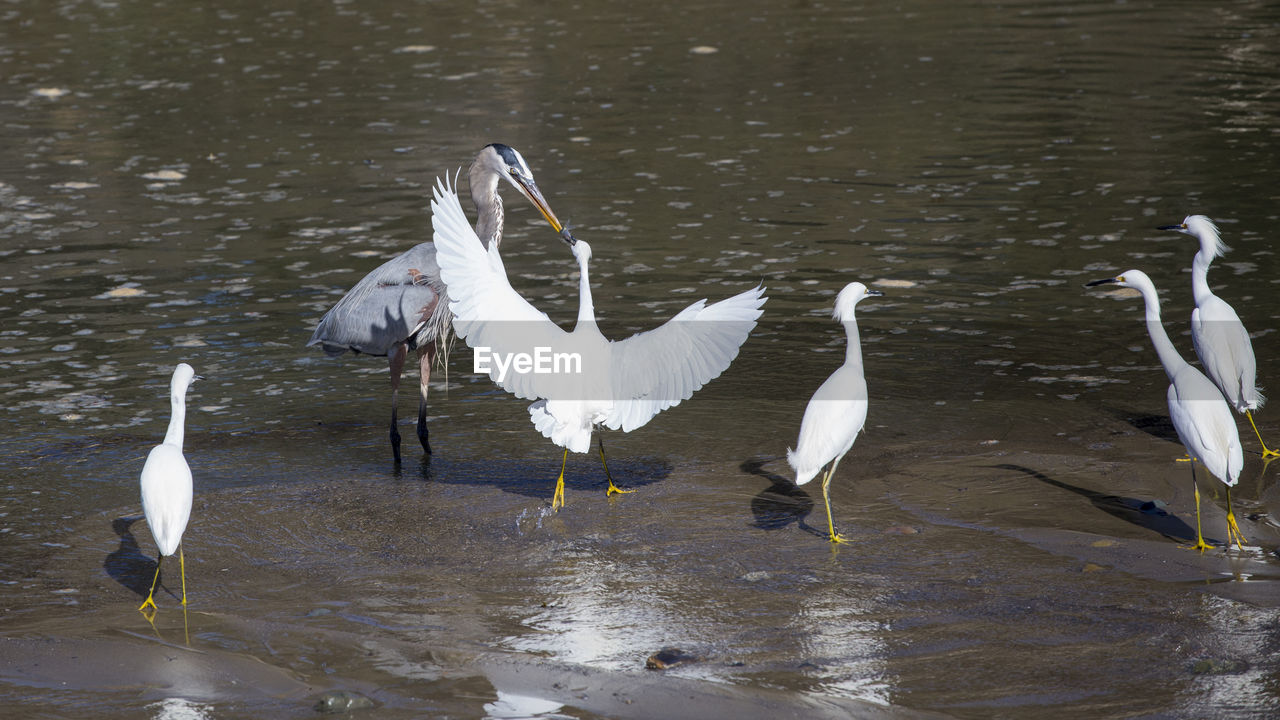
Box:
416 343 436 455
389 342 407 464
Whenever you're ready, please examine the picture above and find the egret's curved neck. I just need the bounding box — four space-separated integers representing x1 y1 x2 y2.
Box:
469 164 504 249
1135 282 1188 382
164 390 187 449
575 252 595 329
841 315 864 369
1191 250 1215 306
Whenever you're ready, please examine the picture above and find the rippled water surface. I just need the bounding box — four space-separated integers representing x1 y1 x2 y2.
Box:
3 1 1280 718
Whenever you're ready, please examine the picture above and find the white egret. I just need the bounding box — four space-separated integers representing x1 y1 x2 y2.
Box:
139 363 201 611
308 144 567 463
430 173 767 509
1159 215 1275 458
1086 270 1246 551
787 282 882 544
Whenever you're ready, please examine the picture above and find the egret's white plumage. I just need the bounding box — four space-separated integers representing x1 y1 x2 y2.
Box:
1086 270 1246 550
139 363 199 611
431 173 767 508
1160 215 1275 458
787 282 882 544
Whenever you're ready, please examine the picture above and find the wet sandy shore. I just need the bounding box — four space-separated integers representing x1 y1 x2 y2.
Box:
4 403 1278 718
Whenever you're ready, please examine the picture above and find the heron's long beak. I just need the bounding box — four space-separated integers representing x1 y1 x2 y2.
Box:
1085 277 1120 287
512 175 565 234
1156 223 1185 231
866 289 885 297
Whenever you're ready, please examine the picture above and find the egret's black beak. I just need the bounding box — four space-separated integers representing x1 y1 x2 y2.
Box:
1157 224 1185 231
193 374 206 382
1085 277 1119 288
559 227 578 246
866 289 885 297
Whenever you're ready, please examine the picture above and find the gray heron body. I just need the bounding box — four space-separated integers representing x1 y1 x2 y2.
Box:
308 144 566 463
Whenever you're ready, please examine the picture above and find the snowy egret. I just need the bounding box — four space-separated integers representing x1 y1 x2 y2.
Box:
139 363 201 611
308 144 567 463
430 173 767 509
1086 270 1246 550
787 282 882 544
1159 215 1275 458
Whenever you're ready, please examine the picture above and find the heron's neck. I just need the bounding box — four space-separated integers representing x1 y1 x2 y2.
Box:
841 317 864 369
1136 283 1188 382
575 254 595 329
164 391 186 449
469 165 504 249
1191 250 1215 306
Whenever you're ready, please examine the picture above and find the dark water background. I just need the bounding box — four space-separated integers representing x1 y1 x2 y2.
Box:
2 1 1280 718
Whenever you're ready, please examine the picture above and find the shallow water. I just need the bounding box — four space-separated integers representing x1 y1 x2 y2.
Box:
3 0 1280 718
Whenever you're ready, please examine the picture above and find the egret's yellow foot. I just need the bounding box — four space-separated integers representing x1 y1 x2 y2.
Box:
1246 411 1279 458
139 558 163 612
1184 481 1214 552
1186 536 1215 552
1224 489 1248 550
551 477 566 510
596 437 634 497
551 449 568 511
820 466 846 545
1225 512 1247 550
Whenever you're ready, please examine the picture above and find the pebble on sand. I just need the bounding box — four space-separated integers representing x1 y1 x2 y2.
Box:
646 647 700 670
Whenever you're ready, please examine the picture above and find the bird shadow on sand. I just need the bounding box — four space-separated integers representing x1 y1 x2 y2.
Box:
405 449 672 502
1110 409 1181 445
103 516 160 600
992 463 1208 545
740 457 824 539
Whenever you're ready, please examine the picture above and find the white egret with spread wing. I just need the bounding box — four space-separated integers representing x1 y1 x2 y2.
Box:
430 173 767 509
787 282 882 544
1158 215 1275 458
308 144 567 463
1087 270 1246 551
139 363 200 612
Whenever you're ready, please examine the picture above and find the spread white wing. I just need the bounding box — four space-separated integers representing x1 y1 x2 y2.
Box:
431 173 568 401
603 284 767 432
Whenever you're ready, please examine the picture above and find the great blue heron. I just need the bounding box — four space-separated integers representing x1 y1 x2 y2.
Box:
429 173 767 509
139 363 200 612
1158 215 1276 458
787 282 882 544
308 144 566 463
1087 270 1246 551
